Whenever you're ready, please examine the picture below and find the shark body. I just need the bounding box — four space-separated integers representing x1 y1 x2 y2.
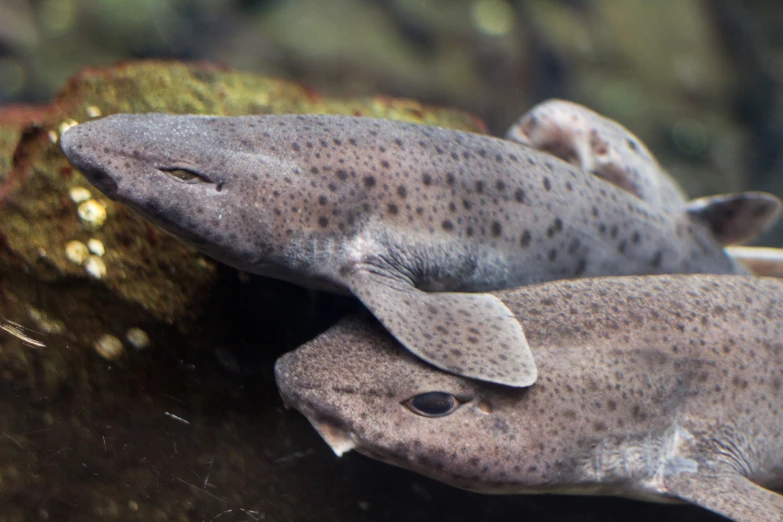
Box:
506 99 782 247
62 113 756 387
276 274 783 522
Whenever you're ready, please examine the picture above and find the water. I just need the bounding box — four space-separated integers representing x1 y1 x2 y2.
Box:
0 1 781 520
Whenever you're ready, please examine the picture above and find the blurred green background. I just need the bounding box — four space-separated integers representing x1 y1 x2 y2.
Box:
2 0 783 211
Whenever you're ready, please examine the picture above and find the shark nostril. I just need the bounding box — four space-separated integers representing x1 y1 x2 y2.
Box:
83 167 119 198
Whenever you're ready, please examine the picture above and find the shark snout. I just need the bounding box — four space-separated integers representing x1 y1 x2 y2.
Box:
60 123 120 198
275 353 359 457
274 351 311 406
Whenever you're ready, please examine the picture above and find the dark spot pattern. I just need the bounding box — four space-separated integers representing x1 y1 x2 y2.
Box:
274 272 783 504
70 112 741 396
520 230 532 248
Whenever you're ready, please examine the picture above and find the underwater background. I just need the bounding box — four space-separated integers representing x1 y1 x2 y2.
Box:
0 1 782 520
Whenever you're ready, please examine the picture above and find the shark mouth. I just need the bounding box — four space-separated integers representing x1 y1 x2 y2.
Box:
275 363 359 457
305 416 358 457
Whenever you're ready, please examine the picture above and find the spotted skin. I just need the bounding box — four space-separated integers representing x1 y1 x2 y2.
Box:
506 99 782 247
506 99 687 212
276 274 783 522
62 113 739 387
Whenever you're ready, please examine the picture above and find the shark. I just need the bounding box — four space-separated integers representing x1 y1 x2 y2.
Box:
60 113 777 387
506 98 781 247
276 274 783 522
506 99 783 276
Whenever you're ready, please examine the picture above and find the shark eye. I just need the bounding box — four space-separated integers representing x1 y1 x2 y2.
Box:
159 168 210 184
404 392 460 418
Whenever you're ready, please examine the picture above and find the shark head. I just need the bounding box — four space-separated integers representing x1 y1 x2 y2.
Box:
60 113 299 272
274 316 570 493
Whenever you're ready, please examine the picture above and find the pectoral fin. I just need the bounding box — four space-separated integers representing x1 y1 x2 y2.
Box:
663 471 783 522
344 268 536 387
686 192 782 245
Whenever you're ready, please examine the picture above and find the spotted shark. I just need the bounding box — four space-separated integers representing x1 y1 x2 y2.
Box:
276 274 783 522
60 113 773 387
506 99 782 247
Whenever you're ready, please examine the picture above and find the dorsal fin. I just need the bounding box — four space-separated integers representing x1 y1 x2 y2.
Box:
685 191 782 245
